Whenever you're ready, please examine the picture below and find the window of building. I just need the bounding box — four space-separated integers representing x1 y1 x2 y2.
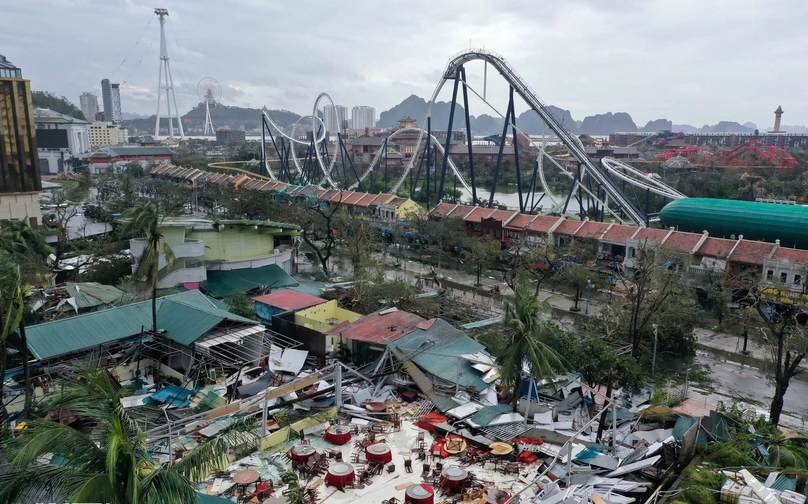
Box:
781 272 788 283
795 274 802 286
766 270 774 280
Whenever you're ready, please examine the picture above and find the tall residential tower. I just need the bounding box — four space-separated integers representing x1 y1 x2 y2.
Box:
351 105 375 131
79 92 99 122
101 79 122 123
0 55 43 224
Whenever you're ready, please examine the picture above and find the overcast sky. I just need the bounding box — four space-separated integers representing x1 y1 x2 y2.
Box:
4 0 807 128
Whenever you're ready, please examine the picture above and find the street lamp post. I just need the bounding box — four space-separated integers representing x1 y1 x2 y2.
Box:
585 279 593 314
652 323 659 377
609 269 616 304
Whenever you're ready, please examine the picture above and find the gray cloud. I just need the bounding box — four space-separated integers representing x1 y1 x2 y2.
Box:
2 0 806 127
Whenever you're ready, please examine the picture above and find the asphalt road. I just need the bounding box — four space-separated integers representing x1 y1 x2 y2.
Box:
693 350 808 427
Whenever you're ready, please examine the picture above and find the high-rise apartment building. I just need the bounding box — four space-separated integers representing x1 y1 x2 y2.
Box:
0 55 43 224
323 104 349 133
351 106 375 131
79 92 99 122
101 79 122 123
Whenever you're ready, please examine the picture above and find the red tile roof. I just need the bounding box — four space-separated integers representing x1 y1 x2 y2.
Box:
320 189 340 201
486 209 518 223
504 214 536 231
525 215 563 234
325 309 426 344
771 247 808 263
730 240 776 266
664 231 703 253
601 224 638 244
446 205 476 219
633 228 669 243
342 191 367 205
388 197 410 208
554 219 584 237
354 193 377 207
368 193 394 206
697 237 737 258
430 203 457 218
463 207 492 223
252 289 327 311
574 221 611 240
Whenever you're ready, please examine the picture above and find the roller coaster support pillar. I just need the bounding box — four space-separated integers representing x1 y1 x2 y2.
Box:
563 162 581 216
426 116 431 206
490 87 514 207
338 134 364 192
460 66 477 205
508 87 524 212
438 67 462 205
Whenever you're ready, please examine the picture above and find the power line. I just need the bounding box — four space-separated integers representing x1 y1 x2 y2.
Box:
167 16 199 99
121 40 154 87
110 17 153 80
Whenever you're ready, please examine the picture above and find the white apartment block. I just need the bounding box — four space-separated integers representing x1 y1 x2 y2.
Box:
351 106 375 131
88 122 127 148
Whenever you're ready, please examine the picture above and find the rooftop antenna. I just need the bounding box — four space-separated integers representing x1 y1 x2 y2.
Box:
197 77 221 136
153 8 185 139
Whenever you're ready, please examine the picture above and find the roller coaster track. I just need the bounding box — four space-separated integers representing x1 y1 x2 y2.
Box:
260 49 685 225
393 49 651 225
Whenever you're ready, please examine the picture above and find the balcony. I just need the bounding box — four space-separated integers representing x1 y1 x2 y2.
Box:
157 258 206 288
130 239 204 259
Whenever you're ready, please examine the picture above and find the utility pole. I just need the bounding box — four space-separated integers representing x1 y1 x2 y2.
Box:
652 323 659 377
153 8 185 139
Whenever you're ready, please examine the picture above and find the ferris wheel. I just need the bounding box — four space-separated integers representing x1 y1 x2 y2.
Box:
197 77 221 135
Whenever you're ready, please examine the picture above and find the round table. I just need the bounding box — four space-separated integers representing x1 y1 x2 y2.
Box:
365 442 393 464
489 442 514 456
290 445 317 464
324 425 352 445
440 466 469 490
324 462 355 488
233 469 260 485
405 484 435 504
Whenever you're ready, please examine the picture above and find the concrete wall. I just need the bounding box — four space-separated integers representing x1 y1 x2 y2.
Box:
294 299 361 335
0 192 42 225
187 225 275 262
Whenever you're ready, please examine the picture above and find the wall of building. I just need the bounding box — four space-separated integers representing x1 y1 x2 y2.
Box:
0 79 42 194
294 299 361 334
0 192 42 225
187 225 276 262
395 199 424 220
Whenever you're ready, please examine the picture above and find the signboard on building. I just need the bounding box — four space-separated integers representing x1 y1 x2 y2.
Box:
758 286 808 308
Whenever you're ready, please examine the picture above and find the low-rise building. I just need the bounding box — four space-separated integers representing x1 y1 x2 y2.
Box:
33 108 90 174
216 128 246 145
88 145 174 173
87 121 128 148
128 218 300 290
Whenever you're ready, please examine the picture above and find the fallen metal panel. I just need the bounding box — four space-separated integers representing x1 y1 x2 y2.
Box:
264 374 320 401
606 455 661 477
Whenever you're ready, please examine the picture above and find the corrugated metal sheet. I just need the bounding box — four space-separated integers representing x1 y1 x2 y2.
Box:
65 282 123 309
391 347 457 413
25 290 254 360
672 416 698 441
203 265 298 298
390 319 487 392
326 308 425 345
771 474 798 492
252 289 326 311
469 404 512 427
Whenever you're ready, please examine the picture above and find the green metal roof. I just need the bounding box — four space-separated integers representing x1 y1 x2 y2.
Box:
24 290 254 360
469 404 512 426
770 474 797 492
158 297 253 346
389 319 488 392
660 198 808 249
202 265 298 298
672 415 698 441
65 282 124 309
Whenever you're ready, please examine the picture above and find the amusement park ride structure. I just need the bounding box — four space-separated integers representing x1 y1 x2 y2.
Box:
260 49 687 227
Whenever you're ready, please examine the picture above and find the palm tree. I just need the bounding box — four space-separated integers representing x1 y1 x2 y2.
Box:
125 203 175 333
491 274 567 412
0 368 259 504
0 253 26 422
